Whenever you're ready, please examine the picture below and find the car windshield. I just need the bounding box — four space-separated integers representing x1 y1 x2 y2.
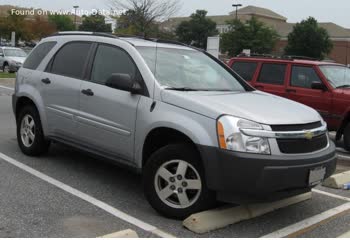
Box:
319 65 350 89
136 46 246 91
4 48 27 57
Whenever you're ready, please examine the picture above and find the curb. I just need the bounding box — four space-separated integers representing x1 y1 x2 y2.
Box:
183 192 312 234
338 230 350 238
98 229 139 238
323 170 350 189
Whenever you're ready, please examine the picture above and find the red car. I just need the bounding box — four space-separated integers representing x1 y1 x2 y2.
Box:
228 56 350 150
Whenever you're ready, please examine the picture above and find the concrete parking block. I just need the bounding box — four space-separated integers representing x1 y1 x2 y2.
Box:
99 229 139 238
338 230 350 238
183 192 312 234
323 170 350 189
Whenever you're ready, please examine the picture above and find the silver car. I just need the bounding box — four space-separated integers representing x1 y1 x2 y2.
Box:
12 32 336 219
0 47 27 73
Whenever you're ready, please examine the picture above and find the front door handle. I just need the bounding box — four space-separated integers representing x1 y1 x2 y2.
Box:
286 89 296 93
41 78 51 84
81 89 94 96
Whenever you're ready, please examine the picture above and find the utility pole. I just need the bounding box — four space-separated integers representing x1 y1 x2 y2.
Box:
73 5 79 30
232 3 242 20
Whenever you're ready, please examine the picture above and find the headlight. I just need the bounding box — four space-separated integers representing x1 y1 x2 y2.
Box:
217 115 271 154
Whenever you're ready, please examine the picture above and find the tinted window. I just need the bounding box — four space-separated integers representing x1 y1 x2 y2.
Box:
50 42 91 79
91 44 137 85
291 66 322 88
258 63 286 85
231 61 257 81
23 41 56 70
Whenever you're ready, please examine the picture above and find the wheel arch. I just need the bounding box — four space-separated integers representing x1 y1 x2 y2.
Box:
141 127 201 169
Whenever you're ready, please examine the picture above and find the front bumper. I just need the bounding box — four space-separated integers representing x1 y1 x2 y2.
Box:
198 141 337 203
9 63 21 72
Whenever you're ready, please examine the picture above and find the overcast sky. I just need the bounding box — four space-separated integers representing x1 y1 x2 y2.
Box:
3 0 350 28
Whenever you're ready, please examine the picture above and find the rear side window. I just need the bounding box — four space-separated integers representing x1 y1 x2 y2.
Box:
50 42 92 79
231 61 257 81
291 66 322 88
257 63 287 85
91 44 137 85
23 41 56 70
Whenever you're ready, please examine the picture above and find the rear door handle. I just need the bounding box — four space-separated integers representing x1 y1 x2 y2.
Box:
286 89 296 93
41 78 51 84
81 89 94 96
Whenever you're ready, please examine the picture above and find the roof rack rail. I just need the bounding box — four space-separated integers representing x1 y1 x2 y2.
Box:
49 31 117 39
236 53 319 61
282 55 319 61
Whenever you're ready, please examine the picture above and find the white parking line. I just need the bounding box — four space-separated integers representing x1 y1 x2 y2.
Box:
338 154 350 160
312 189 350 202
261 202 350 238
337 148 349 154
0 85 14 91
0 152 175 238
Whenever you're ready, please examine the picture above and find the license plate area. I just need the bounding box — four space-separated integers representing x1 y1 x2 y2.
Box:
309 167 326 186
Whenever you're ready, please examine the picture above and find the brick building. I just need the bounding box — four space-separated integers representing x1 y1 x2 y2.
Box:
161 5 350 65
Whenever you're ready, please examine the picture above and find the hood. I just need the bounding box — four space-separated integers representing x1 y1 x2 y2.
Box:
6 56 26 64
161 90 321 125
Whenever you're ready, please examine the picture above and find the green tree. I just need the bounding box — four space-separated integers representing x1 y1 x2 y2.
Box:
48 15 75 31
285 17 333 59
176 10 218 49
221 17 279 57
79 13 112 32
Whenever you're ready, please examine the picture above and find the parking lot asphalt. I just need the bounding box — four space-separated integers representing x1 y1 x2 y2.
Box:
1 84 350 237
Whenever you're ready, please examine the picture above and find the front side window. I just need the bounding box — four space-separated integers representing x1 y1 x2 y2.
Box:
4 48 27 57
91 44 137 85
257 63 287 85
23 41 56 70
136 47 246 91
291 66 322 89
50 42 92 79
231 61 258 81
319 65 350 89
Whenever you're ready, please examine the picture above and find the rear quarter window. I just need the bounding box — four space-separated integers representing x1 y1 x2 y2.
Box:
23 41 57 70
257 63 287 85
231 61 258 81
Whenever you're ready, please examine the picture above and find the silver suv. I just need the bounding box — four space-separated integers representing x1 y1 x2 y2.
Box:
13 32 336 219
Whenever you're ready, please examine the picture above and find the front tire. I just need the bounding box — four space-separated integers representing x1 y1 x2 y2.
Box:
143 144 215 219
17 105 50 156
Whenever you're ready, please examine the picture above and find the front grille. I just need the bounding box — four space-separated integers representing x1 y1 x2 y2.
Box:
271 121 322 132
277 134 328 154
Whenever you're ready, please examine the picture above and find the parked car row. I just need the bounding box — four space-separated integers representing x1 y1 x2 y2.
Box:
229 56 350 150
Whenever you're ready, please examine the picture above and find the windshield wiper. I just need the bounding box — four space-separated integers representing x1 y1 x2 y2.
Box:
336 85 350 89
164 87 203 91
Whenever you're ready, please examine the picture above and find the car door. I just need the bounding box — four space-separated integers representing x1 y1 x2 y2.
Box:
41 41 93 141
77 43 142 162
254 62 288 98
286 65 332 118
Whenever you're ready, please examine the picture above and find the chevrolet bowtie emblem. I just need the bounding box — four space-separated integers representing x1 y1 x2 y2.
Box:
304 131 314 140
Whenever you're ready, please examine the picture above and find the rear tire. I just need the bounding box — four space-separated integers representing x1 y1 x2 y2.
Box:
344 123 350 152
16 105 50 156
143 144 216 219
3 63 9 73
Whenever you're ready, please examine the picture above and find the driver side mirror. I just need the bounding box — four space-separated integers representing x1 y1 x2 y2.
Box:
311 81 328 91
105 73 142 94
0 53 4 57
